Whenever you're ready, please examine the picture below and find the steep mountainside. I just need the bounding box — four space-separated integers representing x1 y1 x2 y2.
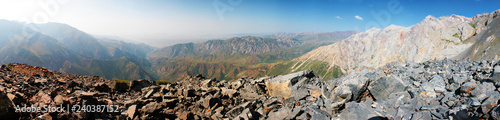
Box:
455 10 500 60
0 20 82 71
35 23 115 59
0 20 158 80
294 13 488 78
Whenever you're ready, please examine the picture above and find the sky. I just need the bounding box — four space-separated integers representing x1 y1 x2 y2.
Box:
0 0 499 47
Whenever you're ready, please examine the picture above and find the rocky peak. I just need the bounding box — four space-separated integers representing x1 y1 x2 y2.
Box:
424 15 437 21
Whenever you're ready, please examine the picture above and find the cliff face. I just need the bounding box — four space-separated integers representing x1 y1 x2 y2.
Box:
455 10 500 60
295 14 491 74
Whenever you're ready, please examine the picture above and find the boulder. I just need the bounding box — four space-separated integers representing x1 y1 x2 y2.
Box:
411 111 432 120
111 81 129 93
471 82 495 101
492 65 500 84
94 82 111 92
221 88 238 98
130 79 154 91
125 105 137 119
460 82 477 96
338 101 380 119
141 102 162 114
491 106 500 120
368 76 408 101
421 75 446 93
267 106 291 120
265 70 315 99
0 90 17 119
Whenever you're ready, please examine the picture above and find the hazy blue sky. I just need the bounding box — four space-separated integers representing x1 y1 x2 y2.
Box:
0 0 498 46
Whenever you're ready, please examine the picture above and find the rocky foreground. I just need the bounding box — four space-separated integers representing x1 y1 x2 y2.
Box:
1 59 500 119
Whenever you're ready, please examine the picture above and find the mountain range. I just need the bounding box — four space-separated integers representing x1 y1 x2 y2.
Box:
0 20 358 81
0 20 158 80
1 9 499 82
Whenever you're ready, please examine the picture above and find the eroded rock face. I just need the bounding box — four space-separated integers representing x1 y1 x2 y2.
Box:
3 59 500 119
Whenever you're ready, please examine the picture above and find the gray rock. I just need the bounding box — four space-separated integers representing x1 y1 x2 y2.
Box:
331 72 373 103
411 111 432 120
311 113 329 120
234 108 256 120
481 92 500 114
338 101 379 119
471 82 495 100
292 89 309 100
226 101 253 119
285 105 303 119
422 75 446 93
421 105 442 110
492 65 500 83
296 113 310 120
267 106 291 120
368 76 408 101
452 109 471 120
460 82 477 96
305 106 330 118
221 88 237 98
445 83 460 92
491 106 500 120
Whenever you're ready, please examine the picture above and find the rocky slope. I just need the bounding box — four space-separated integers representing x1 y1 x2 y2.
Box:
455 10 500 60
295 10 500 77
2 59 500 119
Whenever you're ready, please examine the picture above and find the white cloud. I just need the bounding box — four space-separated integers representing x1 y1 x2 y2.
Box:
336 16 342 19
354 15 363 20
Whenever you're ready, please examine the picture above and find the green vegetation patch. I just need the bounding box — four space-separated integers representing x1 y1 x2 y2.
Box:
267 60 344 81
440 39 458 45
113 78 130 85
452 33 463 42
469 23 476 29
155 80 171 85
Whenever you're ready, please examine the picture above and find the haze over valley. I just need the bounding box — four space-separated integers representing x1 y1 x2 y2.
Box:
2 0 500 119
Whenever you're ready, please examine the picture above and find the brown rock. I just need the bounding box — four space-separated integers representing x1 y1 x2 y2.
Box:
0 90 17 119
141 102 162 114
221 88 237 98
125 105 137 119
111 81 129 93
